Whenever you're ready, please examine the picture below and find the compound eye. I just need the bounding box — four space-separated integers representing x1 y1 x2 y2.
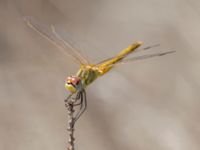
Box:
65 76 82 93
66 76 81 86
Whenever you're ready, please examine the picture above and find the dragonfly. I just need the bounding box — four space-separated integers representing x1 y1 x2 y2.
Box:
24 17 175 124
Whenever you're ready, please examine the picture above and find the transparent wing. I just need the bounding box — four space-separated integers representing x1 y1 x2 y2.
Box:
107 50 175 67
24 16 89 65
134 43 160 52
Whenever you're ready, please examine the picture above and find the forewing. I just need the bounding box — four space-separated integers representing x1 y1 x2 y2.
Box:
24 16 89 65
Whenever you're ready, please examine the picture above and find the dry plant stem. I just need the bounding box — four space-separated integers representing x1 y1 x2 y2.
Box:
65 100 75 150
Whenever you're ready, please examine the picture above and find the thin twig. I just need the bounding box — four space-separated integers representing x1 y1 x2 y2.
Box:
65 99 75 150
64 90 86 150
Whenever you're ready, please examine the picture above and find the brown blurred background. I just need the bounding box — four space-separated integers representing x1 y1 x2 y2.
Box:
0 0 200 150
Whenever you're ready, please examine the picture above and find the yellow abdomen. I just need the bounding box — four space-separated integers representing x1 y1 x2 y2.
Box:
97 41 143 75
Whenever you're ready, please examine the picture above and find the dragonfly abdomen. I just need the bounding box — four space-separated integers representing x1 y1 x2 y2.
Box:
96 41 143 75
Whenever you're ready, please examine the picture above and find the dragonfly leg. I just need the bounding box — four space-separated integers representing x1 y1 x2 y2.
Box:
65 90 87 127
73 92 83 106
73 92 81 105
65 92 81 105
74 90 87 123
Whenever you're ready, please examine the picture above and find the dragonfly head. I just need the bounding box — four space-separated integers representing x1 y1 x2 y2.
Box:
65 76 82 93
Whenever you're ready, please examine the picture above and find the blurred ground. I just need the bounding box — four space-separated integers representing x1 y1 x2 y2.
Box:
0 0 200 150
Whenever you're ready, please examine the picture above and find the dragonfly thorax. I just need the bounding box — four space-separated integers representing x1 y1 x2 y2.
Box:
65 76 83 93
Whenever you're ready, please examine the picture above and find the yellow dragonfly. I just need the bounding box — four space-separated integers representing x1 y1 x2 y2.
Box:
24 17 175 123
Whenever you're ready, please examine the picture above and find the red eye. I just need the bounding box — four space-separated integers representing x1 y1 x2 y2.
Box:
66 76 81 86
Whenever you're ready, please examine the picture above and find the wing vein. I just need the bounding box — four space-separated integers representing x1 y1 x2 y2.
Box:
24 17 88 65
